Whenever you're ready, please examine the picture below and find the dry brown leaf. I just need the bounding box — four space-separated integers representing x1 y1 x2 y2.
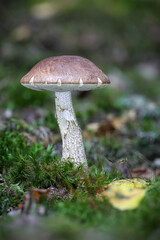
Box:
131 167 160 180
22 127 59 146
22 132 37 145
31 188 51 203
84 110 137 138
23 188 51 215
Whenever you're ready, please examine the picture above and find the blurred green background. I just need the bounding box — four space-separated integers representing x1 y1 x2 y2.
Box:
0 0 160 112
1 0 160 170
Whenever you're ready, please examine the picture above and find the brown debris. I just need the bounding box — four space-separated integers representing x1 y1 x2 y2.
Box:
22 126 59 146
22 188 51 215
23 107 47 124
31 188 51 203
116 159 133 179
33 126 59 146
21 187 71 215
22 132 37 145
131 167 160 180
49 186 72 200
84 110 137 138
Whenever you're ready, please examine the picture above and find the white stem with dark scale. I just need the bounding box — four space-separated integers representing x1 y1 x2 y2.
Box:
55 91 88 169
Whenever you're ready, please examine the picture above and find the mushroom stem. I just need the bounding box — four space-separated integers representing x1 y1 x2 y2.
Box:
55 91 88 170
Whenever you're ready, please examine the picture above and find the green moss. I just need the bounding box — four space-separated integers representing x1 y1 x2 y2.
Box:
52 180 160 240
0 122 111 214
0 127 79 189
1 180 160 240
0 178 24 215
0 122 160 239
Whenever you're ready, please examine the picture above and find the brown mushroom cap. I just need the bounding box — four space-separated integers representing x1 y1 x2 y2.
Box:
20 56 110 91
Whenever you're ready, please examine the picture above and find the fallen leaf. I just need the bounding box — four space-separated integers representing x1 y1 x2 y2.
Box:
97 178 148 210
31 188 51 203
131 167 160 180
23 188 50 215
84 110 137 138
22 127 59 146
22 132 37 145
33 126 59 146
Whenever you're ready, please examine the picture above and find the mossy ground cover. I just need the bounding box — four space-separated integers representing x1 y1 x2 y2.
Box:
1 62 160 239
0 66 160 240
0 110 160 240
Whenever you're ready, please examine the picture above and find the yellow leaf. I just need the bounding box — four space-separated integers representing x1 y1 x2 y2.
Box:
97 178 148 210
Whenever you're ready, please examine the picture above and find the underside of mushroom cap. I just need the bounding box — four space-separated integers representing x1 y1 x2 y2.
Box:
20 55 110 91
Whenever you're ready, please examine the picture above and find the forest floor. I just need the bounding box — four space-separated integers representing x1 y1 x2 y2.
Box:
0 1 160 240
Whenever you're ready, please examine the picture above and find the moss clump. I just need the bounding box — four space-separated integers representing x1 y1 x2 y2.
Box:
0 121 112 215
0 126 82 189
0 177 24 215
52 180 160 240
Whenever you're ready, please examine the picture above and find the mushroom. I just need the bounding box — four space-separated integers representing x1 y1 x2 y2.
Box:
20 56 110 170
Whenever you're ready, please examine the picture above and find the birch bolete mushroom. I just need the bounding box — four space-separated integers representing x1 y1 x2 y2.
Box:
20 56 110 170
